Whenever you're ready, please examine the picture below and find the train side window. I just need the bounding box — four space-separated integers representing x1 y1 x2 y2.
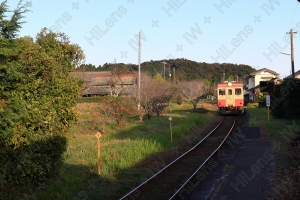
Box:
235 88 241 95
219 89 225 95
228 89 232 95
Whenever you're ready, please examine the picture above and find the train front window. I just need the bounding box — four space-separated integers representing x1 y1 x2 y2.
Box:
219 89 225 95
235 88 242 95
228 89 232 95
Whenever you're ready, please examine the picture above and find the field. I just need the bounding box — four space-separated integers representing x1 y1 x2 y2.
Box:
8 101 217 200
6 101 300 200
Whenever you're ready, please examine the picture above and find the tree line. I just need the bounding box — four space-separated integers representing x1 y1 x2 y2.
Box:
75 59 256 83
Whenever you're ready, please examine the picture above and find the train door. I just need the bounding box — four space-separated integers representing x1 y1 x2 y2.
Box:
226 88 233 107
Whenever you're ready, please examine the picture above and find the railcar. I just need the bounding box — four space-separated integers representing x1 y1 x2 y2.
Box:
217 81 244 114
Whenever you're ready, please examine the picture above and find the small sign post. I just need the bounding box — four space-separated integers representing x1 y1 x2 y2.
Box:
168 117 173 142
266 95 270 121
95 132 102 175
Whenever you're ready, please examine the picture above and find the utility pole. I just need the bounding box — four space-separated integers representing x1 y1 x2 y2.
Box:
114 58 118 74
138 32 141 109
173 67 175 84
286 29 297 78
169 66 171 81
214 81 215 97
162 62 167 80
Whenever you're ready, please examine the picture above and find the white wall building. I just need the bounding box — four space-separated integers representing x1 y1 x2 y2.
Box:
244 68 280 101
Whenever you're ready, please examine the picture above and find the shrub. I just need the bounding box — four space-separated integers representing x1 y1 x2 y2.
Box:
258 95 266 107
100 96 137 126
271 79 300 119
271 98 284 118
0 135 66 186
0 4 85 189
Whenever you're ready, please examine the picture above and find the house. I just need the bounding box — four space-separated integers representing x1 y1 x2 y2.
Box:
244 68 280 101
71 71 137 96
283 69 300 79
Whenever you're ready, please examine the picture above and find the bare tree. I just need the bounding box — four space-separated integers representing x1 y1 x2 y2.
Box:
104 76 120 96
133 73 175 119
99 96 137 126
178 80 208 110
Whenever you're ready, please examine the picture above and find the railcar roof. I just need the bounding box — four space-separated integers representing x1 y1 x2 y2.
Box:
217 82 243 87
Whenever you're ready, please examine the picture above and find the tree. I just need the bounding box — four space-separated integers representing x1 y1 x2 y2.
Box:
99 96 137 126
228 75 235 81
137 74 174 119
178 80 209 109
0 1 85 187
0 0 31 40
153 73 164 82
74 63 97 71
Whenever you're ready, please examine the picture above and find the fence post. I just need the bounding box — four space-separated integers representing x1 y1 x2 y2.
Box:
169 117 173 142
95 132 102 175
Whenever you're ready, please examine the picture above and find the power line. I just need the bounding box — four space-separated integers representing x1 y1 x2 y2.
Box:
289 1 298 29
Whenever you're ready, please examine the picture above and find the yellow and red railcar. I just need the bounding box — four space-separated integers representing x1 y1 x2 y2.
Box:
217 81 244 114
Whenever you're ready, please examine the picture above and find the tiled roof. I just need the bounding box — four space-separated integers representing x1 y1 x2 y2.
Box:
284 70 300 79
249 68 279 76
70 71 112 81
71 71 137 96
246 68 279 79
93 74 136 78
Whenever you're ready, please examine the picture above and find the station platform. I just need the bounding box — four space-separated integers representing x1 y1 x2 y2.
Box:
183 112 275 200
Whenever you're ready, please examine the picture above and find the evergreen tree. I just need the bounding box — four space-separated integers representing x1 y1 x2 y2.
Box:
0 1 85 187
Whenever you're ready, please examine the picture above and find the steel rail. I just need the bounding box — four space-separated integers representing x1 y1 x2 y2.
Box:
119 117 226 200
169 116 237 200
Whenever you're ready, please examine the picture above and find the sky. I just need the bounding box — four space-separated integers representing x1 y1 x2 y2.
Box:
6 0 300 78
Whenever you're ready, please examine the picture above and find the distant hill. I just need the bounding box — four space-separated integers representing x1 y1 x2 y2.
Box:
74 59 256 83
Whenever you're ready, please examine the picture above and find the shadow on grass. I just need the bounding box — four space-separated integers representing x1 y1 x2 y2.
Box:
3 104 218 200
1 163 113 200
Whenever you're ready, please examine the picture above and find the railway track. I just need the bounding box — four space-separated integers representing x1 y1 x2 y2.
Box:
120 116 237 200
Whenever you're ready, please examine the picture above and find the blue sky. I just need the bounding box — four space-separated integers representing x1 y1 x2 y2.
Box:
7 0 300 78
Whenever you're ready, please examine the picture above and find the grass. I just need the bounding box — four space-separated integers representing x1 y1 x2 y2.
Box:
225 164 234 170
9 101 217 200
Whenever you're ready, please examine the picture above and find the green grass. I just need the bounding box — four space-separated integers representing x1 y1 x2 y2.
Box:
225 164 234 170
246 103 297 139
9 101 216 200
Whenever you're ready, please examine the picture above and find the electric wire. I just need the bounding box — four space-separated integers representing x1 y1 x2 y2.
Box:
289 2 298 29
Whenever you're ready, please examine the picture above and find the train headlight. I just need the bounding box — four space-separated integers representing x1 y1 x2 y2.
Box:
228 82 232 87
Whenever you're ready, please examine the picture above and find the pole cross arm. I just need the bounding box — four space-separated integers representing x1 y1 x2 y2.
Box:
286 31 297 34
